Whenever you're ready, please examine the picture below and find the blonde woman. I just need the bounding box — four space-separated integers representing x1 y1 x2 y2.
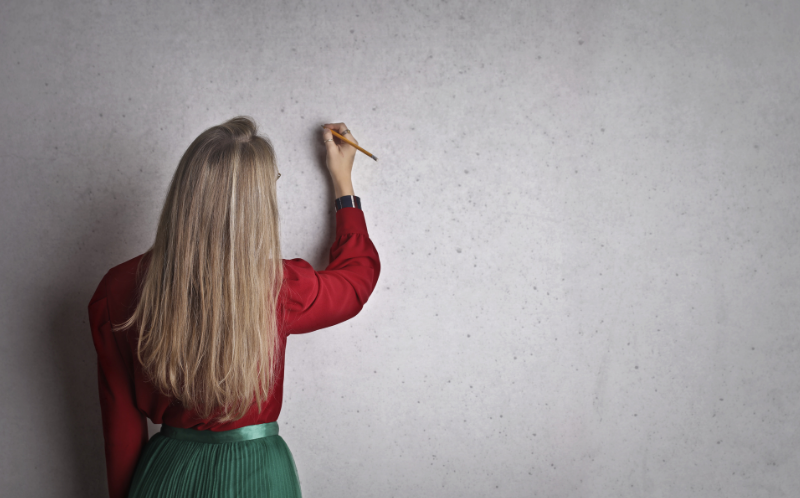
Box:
88 117 380 498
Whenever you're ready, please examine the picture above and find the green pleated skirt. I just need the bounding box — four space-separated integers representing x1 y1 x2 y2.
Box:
128 422 301 498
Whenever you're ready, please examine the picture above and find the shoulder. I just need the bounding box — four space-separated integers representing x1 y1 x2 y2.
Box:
282 257 314 277
105 253 148 293
280 258 319 313
92 252 149 323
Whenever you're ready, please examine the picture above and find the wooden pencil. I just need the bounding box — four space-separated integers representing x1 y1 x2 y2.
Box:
321 125 378 161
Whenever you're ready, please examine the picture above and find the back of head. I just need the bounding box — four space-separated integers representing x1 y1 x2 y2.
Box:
118 116 284 423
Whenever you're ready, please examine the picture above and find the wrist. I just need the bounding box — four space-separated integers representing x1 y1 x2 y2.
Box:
333 179 354 198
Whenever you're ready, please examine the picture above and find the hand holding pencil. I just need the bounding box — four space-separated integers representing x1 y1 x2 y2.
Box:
321 122 362 198
321 124 378 161
321 122 378 198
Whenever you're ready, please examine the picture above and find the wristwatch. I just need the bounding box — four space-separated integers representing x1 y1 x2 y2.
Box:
334 195 362 212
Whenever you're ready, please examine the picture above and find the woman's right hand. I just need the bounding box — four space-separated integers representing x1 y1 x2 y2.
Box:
322 122 356 198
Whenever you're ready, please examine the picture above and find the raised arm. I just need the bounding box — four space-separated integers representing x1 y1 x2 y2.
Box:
280 122 380 334
281 207 380 334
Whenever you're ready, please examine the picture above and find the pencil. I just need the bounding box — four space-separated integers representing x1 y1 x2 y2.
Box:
321 125 378 161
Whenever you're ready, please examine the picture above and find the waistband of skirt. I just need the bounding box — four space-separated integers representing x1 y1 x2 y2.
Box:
160 422 279 444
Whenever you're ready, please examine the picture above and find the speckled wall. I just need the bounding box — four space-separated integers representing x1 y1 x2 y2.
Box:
1 0 798 496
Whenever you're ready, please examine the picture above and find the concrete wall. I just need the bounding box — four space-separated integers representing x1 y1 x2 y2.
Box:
1 0 798 496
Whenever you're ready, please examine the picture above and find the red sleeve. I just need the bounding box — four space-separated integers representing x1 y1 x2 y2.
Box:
282 207 381 335
88 274 149 498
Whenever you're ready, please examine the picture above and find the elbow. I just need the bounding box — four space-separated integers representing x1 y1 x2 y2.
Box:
349 259 381 313
351 267 379 309
363 256 381 304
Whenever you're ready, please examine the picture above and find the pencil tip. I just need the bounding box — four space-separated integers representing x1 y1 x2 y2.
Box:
372 155 378 161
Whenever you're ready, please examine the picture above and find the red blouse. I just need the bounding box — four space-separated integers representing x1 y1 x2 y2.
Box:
88 207 380 498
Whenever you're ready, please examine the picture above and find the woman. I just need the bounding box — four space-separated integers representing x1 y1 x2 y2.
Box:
88 117 380 498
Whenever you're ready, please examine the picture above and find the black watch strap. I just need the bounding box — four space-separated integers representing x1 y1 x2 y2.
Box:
334 195 362 212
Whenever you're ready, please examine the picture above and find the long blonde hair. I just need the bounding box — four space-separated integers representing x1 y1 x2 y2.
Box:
117 116 283 423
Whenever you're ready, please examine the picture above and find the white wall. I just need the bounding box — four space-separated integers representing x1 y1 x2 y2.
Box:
1 0 798 496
